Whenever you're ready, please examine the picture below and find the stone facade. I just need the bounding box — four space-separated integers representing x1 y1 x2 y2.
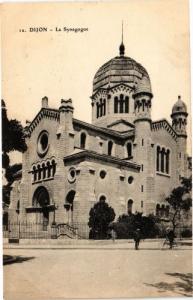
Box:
9 43 191 238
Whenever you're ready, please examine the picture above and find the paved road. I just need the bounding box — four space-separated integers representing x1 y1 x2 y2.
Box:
4 241 192 299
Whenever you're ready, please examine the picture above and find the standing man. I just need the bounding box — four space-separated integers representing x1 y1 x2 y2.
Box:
166 228 175 249
133 228 141 250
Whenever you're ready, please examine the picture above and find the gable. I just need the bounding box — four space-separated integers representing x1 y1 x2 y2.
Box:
107 119 135 132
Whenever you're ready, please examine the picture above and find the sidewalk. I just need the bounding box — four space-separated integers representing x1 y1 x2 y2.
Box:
3 238 192 249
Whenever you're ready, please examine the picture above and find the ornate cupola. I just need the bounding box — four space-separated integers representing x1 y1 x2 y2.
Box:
171 95 188 137
91 40 152 128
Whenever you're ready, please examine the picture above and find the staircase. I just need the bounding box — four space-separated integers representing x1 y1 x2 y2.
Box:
56 223 78 239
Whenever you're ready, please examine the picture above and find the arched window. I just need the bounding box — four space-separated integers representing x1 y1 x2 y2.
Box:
142 99 145 111
103 99 106 116
37 165 41 181
99 99 102 117
114 97 118 113
161 148 165 173
96 103 99 118
127 142 132 157
33 166 37 182
52 160 56 177
127 199 133 214
80 132 86 149
120 94 124 113
42 163 46 179
160 205 165 217
166 149 170 174
64 190 76 224
65 190 76 211
47 161 51 178
99 195 106 202
108 141 113 156
156 146 160 171
156 204 160 216
125 96 129 113
33 186 50 208
165 205 170 217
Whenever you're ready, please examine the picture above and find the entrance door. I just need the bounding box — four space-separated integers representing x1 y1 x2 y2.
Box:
33 186 50 230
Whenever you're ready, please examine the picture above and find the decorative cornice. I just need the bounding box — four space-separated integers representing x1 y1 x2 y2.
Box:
26 108 59 137
73 118 135 140
91 82 134 99
151 119 178 141
64 150 140 171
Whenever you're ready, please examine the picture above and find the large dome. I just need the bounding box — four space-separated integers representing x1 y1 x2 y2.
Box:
93 52 152 95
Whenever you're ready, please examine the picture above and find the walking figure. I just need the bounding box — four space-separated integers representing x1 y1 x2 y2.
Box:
133 228 141 250
166 228 175 249
111 229 116 242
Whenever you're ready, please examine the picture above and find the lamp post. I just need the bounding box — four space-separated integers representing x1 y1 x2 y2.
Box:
51 203 58 239
52 202 57 225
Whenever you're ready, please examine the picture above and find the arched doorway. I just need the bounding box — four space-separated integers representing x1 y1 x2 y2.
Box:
64 190 76 224
33 186 50 230
127 199 133 214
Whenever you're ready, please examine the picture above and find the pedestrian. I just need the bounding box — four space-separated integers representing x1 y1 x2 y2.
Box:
111 228 116 242
133 228 141 250
166 228 175 249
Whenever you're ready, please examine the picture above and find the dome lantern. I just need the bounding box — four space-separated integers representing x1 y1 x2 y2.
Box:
119 42 125 56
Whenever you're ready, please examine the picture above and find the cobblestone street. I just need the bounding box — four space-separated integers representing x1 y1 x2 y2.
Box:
4 240 192 299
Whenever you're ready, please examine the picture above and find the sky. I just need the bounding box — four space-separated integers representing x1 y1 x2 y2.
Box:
1 0 191 163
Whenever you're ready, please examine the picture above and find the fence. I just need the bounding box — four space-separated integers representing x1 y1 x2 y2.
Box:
3 221 90 240
2 221 192 240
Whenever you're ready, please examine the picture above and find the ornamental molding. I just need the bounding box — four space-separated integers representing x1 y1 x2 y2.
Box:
25 108 59 137
151 119 178 141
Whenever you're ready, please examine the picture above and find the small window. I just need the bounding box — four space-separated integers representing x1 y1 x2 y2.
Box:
127 143 132 157
99 195 106 202
141 185 144 192
141 164 143 172
142 139 144 146
80 132 86 149
108 141 113 156
114 97 118 113
99 170 106 179
141 201 143 208
128 176 134 184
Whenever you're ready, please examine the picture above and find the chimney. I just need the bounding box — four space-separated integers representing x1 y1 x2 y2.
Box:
42 96 48 108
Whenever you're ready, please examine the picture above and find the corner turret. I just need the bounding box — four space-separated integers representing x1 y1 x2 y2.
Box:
171 95 188 137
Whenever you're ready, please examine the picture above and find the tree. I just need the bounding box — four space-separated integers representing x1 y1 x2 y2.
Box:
88 197 115 239
2 100 27 162
113 212 160 239
165 176 192 232
2 100 27 205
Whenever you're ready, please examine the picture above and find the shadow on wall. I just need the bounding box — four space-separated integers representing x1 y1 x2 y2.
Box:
145 272 192 297
3 255 35 265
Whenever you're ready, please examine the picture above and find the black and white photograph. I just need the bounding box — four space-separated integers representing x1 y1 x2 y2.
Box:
2 0 192 299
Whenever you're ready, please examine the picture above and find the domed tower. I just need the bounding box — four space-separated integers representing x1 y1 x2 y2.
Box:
171 95 188 178
91 42 152 128
171 95 188 136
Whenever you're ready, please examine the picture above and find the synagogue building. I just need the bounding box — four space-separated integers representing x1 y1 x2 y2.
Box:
9 41 191 238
